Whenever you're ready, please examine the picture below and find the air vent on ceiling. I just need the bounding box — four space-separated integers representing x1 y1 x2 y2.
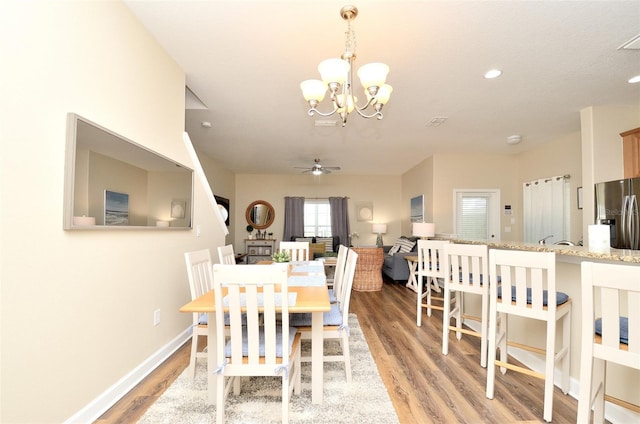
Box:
426 117 448 127
618 34 640 50
314 120 338 127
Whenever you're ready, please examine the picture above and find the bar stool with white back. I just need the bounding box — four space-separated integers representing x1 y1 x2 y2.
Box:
416 239 450 326
577 261 640 423
486 249 571 422
441 243 490 367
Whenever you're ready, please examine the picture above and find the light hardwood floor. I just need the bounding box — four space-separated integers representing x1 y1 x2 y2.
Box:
96 278 581 423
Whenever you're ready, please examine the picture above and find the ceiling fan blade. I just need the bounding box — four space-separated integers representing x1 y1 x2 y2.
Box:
324 166 341 171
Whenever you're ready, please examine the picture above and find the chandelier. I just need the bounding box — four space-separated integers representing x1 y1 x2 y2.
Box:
300 5 392 127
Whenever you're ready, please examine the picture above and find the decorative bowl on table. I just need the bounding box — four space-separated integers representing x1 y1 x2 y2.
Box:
272 251 291 263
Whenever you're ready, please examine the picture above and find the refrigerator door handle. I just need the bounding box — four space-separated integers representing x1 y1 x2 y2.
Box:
630 195 639 250
622 195 629 247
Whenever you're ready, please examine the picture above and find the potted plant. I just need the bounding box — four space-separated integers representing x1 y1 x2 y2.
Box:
246 224 254 239
272 250 291 263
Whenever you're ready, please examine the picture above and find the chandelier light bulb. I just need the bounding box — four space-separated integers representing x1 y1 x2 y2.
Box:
357 62 389 89
318 58 350 85
300 79 328 101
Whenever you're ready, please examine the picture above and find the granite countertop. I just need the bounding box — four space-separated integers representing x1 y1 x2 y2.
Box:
443 238 640 264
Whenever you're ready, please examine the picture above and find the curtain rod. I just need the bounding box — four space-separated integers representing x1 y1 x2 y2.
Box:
303 196 350 200
525 174 571 186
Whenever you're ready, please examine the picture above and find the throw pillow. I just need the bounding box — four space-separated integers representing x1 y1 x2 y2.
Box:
397 237 416 253
388 237 416 256
295 237 313 243
316 237 334 252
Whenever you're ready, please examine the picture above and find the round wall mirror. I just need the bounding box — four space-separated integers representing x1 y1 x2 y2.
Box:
245 200 275 230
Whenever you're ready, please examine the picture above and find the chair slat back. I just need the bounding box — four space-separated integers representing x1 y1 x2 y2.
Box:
279 241 310 261
417 240 450 280
489 249 556 319
339 249 359 316
443 243 489 294
332 244 349 303
581 261 640 366
217 244 236 264
212 264 290 366
184 249 214 300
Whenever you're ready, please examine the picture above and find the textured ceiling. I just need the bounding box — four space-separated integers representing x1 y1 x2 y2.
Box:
124 1 640 175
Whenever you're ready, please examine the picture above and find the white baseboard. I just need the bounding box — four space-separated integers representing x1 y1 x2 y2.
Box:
462 319 640 424
64 327 192 424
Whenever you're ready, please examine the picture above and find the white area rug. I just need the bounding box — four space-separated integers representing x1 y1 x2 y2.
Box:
138 314 398 423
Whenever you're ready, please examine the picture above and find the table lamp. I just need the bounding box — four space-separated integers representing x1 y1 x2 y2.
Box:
412 222 435 239
372 223 387 247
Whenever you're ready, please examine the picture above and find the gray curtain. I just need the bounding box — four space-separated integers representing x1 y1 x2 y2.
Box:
329 197 350 247
283 196 305 242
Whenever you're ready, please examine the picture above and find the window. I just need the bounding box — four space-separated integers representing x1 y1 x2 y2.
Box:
304 200 332 237
454 190 500 241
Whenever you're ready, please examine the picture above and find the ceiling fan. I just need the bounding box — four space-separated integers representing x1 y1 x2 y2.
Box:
295 158 341 175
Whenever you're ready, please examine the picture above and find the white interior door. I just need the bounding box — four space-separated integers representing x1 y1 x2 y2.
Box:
454 189 500 241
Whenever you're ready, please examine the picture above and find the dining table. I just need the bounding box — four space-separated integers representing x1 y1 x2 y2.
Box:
179 260 331 405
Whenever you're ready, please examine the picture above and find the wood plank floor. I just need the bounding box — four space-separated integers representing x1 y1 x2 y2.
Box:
96 278 581 423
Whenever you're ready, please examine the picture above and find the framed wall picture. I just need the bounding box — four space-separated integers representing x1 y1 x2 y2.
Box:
356 201 373 222
214 195 230 226
104 190 129 225
410 194 424 223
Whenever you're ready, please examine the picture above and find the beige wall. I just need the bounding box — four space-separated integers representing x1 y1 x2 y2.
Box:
197 151 237 247
233 174 402 251
1 2 226 422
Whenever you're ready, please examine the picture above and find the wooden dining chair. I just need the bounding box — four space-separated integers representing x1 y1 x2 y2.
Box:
416 239 450 326
184 249 214 379
577 261 640 423
441 243 490 367
217 244 236 264
290 248 358 382
279 241 310 261
486 249 571 422
212 264 302 424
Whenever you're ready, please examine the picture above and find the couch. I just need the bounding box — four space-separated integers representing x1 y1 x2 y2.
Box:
381 236 419 282
290 235 341 259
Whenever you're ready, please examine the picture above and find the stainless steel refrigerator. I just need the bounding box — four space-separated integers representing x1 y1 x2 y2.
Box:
595 177 640 249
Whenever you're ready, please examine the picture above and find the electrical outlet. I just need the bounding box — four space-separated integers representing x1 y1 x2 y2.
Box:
153 309 161 326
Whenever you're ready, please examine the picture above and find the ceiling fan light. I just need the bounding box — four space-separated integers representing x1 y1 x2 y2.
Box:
312 169 323 176
357 62 389 89
300 79 328 101
318 58 350 85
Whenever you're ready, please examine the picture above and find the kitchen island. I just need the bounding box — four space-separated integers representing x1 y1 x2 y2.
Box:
441 238 639 421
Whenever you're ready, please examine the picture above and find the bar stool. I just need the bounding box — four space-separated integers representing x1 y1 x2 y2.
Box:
577 261 640 423
441 243 490 367
485 249 571 422
416 239 449 326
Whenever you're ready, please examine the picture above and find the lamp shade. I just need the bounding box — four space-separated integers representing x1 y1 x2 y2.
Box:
318 58 350 85
73 216 96 226
374 84 393 105
412 222 435 238
300 79 328 102
357 62 389 88
372 223 387 234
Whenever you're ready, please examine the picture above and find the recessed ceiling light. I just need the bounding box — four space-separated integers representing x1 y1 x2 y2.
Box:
484 69 502 79
628 75 640 84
